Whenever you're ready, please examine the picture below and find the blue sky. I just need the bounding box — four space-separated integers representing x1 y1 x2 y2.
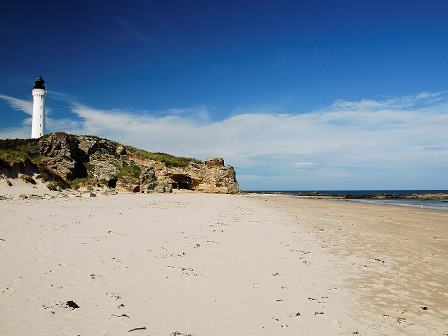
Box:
1 0 448 190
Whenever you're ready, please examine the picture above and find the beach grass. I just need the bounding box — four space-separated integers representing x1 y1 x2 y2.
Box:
0 139 41 166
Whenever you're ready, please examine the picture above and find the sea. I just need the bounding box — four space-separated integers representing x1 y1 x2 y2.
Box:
247 190 448 211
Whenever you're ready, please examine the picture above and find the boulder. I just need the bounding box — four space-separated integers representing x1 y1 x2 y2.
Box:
154 180 173 193
205 158 224 167
139 167 157 192
116 180 140 193
115 145 126 156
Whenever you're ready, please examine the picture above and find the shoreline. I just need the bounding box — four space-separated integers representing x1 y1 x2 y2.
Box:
244 191 448 212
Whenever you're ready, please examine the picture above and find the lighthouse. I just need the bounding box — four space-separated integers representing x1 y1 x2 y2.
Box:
31 76 47 138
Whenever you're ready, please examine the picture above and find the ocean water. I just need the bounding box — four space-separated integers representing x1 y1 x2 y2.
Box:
247 190 448 211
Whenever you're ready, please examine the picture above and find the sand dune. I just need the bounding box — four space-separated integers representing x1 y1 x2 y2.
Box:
0 192 446 335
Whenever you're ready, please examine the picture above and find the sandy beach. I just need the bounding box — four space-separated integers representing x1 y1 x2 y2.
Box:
0 191 447 335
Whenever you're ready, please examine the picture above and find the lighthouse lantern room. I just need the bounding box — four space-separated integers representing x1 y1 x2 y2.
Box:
31 75 47 138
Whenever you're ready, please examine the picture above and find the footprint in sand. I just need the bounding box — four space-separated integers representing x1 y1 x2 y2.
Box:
107 292 123 300
180 267 200 276
1 287 14 295
111 313 129 318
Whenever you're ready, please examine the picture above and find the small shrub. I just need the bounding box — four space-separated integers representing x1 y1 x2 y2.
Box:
21 175 36 185
83 162 95 172
47 182 59 191
69 178 91 189
36 166 68 189
36 171 52 182
126 146 201 167
117 162 141 178
69 177 105 190
0 139 42 165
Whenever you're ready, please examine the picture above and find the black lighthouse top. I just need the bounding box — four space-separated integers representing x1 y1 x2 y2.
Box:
33 76 46 90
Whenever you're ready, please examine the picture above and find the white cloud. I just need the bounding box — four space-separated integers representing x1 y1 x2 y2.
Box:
0 126 29 139
0 93 54 117
0 94 32 115
294 162 314 169
1 91 448 189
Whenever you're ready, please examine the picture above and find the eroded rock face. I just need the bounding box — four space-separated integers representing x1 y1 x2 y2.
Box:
115 145 126 156
140 167 157 192
38 133 86 180
154 180 173 193
115 180 140 193
33 133 239 194
194 158 239 194
151 158 239 194
0 159 39 179
89 159 119 181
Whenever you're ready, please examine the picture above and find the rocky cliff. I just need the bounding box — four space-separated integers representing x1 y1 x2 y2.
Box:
0 133 239 194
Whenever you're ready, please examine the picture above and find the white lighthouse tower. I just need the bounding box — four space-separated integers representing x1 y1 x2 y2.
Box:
31 76 47 138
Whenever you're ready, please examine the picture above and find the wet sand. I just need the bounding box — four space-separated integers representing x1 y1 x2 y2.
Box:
0 192 447 335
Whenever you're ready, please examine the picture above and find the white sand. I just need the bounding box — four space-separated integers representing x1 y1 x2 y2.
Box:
0 192 446 335
0 177 59 198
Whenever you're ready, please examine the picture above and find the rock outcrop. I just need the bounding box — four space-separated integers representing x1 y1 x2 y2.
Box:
0 133 239 194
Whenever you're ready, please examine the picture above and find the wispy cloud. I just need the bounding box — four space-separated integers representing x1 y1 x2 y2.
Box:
1 91 447 189
0 126 29 139
115 17 151 45
0 93 54 116
0 94 32 115
294 161 314 169
329 90 448 112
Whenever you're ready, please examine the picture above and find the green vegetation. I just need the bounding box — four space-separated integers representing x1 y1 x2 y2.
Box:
126 146 202 167
0 139 41 166
69 177 110 190
83 161 95 173
69 178 88 189
36 167 69 189
116 162 141 178
20 175 37 184
47 182 59 191
69 177 96 190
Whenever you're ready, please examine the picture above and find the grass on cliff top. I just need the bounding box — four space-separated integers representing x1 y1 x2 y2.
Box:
0 139 41 165
126 146 202 167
